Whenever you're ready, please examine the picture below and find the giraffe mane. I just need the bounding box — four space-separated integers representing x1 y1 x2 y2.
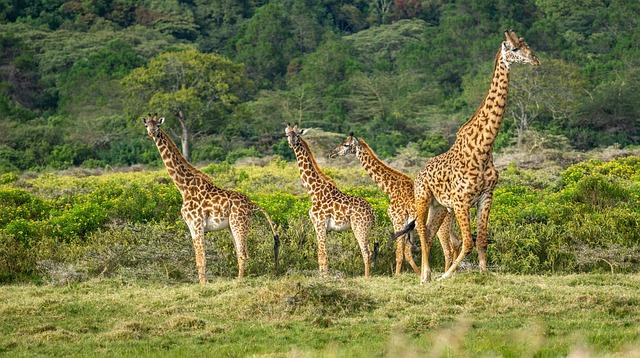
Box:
158 129 214 183
297 135 337 186
358 139 411 181
456 49 503 136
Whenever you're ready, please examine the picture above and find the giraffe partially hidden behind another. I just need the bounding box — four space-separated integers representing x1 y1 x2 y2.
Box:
395 30 541 283
285 125 375 277
143 115 280 285
329 134 461 275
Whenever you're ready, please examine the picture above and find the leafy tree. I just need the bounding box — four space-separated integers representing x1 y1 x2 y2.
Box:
122 48 250 161
508 59 586 147
234 0 325 88
193 0 253 54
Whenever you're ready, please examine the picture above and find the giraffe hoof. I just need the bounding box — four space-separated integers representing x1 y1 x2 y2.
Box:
438 273 451 281
420 271 431 284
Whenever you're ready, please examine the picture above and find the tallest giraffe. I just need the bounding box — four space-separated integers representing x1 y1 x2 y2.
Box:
403 30 540 283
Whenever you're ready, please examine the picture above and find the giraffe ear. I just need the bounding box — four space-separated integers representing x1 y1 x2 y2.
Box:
299 129 307 136
504 30 519 48
158 117 165 125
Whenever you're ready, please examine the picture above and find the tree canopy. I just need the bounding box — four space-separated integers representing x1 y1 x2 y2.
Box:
0 0 639 171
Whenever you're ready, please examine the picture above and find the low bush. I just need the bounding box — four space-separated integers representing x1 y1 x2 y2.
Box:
0 156 638 283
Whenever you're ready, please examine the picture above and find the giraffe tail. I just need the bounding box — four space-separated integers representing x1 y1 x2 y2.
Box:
256 207 280 273
390 220 415 244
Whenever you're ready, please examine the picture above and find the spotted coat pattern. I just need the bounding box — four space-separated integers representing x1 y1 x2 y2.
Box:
144 115 279 285
285 125 375 277
329 135 461 275
413 31 541 283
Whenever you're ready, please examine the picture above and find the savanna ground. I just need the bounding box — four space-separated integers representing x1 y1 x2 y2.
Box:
1 273 639 357
1 149 640 356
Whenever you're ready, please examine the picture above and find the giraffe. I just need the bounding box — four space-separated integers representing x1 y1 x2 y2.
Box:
285 125 375 277
395 30 540 283
143 114 280 285
329 133 461 275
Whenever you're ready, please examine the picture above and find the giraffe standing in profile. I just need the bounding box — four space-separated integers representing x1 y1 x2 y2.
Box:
285 125 375 277
396 30 540 283
143 114 279 285
329 134 461 275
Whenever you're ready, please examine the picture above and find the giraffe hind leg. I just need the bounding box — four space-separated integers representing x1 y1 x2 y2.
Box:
229 213 250 279
402 230 420 274
187 219 207 285
436 213 454 272
392 220 405 276
311 218 329 276
352 221 372 278
476 192 494 271
439 204 473 280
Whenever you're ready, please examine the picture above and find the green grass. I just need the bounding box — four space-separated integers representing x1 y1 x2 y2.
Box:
1 273 639 357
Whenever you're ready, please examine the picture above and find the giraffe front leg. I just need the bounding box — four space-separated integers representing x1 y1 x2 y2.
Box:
439 204 473 281
187 220 207 285
311 218 329 276
476 192 494 272
229 213 250 279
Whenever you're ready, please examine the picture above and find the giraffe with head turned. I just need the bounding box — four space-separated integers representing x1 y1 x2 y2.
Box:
395 30 541 283
329 133 461 275
285 124 375 277
143 114 280 285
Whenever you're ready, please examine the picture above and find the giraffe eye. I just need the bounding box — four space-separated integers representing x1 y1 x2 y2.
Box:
512 48 520 52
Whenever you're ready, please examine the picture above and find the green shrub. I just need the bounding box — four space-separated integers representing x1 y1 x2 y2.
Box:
225 147 260 163
0 187 51 226
0 172 19 184
81 159 107 168
1 156 639 282
568 174 628 208
251 191 310 226
0 230 38 282
49 202 109 240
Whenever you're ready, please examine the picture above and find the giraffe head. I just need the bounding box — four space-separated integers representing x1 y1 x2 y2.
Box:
142 113 165 139
501 30 540 67
284 123 307 147
329 132 359 158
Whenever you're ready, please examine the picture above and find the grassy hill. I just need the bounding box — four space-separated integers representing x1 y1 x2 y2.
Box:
1 273 639 356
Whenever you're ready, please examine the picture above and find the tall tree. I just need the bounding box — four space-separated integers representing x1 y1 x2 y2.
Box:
508 59 585 147
122 48 250 161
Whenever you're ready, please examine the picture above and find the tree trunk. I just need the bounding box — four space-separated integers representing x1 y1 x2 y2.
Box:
176 110 190 161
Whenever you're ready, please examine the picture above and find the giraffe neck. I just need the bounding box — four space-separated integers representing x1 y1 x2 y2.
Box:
355 139 409 195
153 130 198 195
290 137 335 196
455 48 511 157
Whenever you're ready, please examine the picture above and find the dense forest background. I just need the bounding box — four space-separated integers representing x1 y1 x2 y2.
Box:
1 0 639 171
